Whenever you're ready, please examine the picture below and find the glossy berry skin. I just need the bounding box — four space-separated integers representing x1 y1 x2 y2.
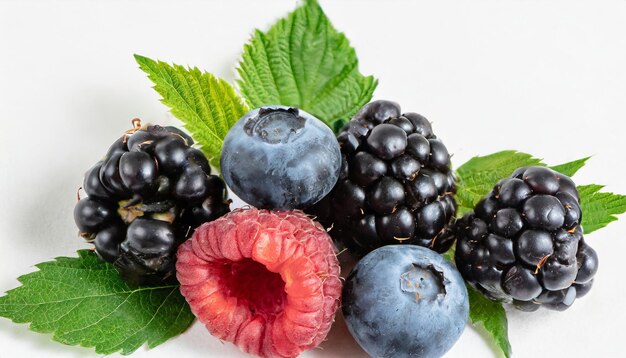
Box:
307 100 457 256
221 106 341 211
75 124 230 285
452 166 598 311
343 245 469 358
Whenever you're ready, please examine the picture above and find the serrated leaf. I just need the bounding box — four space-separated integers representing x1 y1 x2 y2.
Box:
549 156 590 177
0 250 194 355
135 54 248 169
455 151 545 214
467 286 511 358
237 0 377 131
578 184 626 234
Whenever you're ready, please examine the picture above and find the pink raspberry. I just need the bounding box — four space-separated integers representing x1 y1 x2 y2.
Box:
176 208 342 357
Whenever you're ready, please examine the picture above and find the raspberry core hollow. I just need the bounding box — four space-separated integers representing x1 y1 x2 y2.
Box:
176 208 342 357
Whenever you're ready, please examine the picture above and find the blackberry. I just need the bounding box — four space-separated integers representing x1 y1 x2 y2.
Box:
451 166 598 311
74 120 230 285
307 100 456 255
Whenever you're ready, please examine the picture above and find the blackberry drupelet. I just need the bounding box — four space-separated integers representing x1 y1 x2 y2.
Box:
307 100 457 255
74 120 230 285
452 166 598 311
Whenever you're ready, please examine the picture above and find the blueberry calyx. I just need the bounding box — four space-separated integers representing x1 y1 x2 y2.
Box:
244 107 305 144
400 263 447 301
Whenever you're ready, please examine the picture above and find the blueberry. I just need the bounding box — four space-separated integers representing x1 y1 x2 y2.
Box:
342 245 468 358
221 106 341 210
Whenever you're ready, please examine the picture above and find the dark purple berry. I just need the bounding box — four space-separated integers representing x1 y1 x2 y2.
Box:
94 223 125 262
366 124 407 160
575 242 599 284
75 122 230 285
305 100 455 256
503 265 542 301
523 195 565 230
452 166 597 311
74 198 116 233
119 151 158 194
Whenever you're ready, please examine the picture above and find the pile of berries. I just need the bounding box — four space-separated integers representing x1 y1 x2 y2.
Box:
74 101 600 358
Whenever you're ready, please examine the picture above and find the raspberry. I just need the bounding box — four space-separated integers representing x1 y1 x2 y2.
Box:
306 100 457 256
451 166 598 311
176 208 342 358
74 121 230 285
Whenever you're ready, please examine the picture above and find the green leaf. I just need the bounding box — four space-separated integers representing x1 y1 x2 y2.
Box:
549 156 591 177
0 250 194 355
135 54 248 169
237 0 377 131
455 151 545 214
467 286 511 358
578 184 626 234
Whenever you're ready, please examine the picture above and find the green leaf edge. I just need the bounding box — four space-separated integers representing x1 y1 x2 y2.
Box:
0 250 194 355
578 184 626 234
549 156 591 177
235 0 377 132
134 54 249 170
467 286 512 358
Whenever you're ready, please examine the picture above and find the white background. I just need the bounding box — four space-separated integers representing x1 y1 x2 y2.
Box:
1 0 625 357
